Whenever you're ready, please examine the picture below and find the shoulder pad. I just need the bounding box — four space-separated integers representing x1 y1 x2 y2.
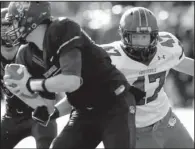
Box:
158 31 185 61
43 17 82 62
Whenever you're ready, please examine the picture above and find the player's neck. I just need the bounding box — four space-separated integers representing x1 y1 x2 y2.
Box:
26 25 47 51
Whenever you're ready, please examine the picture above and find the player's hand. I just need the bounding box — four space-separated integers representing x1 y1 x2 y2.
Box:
129 86 146 103
32 106 51 127
4 64 33 97
32 103 56 127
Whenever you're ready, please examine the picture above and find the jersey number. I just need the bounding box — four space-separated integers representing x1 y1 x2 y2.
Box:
133 71 166 105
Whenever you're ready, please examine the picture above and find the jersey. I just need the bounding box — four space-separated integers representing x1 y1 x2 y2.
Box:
1 55 33 117
16 42 56 100
42 17 131 109
102 31 185 127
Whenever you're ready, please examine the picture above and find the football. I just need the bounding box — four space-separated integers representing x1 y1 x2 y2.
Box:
4 64 25 88
4 64 39 99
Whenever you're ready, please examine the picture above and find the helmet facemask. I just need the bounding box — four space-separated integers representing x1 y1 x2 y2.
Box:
1 19 20 47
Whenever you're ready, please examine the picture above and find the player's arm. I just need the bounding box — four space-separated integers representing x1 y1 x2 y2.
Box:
173 57 194 76
4 45 55 112
4 19 82 95
32 92 72 121
29 48 82 93
50 93 72 120
28 19 82 94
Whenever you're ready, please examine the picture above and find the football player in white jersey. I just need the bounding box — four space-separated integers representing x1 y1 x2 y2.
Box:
101 7 194 148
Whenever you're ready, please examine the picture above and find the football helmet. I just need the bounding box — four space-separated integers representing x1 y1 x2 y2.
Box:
5 2 51 46
1 7 15 47
119 7 159 63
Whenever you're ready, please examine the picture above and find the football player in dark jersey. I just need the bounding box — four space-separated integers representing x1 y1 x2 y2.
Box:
3 2 144 148
1 8 58 149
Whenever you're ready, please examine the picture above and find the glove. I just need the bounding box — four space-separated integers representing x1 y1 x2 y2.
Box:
4 64 34 98
129 86 146 104
32 106 51 127
32 106 59 127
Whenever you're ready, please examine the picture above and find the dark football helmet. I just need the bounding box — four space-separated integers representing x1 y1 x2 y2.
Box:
5 2 51 46
1 7 15 47
119 7 159 63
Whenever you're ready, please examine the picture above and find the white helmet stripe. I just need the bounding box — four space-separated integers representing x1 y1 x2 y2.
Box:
137 9 141 26
143 9 148 27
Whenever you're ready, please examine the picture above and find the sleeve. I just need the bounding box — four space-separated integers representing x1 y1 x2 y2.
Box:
43 18 83 62
172 37 186 67
160 32 186 67
59 48 82 77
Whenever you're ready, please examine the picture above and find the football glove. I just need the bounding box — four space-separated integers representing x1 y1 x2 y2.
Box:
32 106 50 127
32 106 59 127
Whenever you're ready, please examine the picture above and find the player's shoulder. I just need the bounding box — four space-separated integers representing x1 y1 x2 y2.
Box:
48 17 81 38
49 17 77 27
45 17 81 50
158 31 179 41
158 31 183 54
101 41 121 50
157 31 185 62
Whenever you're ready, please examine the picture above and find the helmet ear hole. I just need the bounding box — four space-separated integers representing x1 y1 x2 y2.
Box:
31 23 37 29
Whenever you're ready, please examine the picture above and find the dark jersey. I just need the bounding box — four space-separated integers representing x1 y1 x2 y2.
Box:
43 18 130 109
15 43 56 99
1 55 33 116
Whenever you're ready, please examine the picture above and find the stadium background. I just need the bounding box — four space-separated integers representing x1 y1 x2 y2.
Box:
1 1 194 148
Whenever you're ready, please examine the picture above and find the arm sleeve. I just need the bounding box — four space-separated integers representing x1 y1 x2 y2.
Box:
59 48 82 77
173 40 186 67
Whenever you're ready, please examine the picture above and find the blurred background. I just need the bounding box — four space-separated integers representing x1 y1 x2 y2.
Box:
1 1 194 107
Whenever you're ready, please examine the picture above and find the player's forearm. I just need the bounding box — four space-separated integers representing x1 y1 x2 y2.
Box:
54 96 72 117
19 94 47 109
30 74 81 93
173 57 194 76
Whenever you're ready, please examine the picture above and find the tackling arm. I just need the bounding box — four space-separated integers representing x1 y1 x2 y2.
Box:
173 57 194 76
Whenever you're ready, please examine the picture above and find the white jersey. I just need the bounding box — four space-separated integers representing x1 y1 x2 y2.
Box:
102 32 185 127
